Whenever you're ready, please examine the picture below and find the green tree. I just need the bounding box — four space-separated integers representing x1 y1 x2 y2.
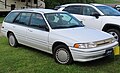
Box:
45 0 96 8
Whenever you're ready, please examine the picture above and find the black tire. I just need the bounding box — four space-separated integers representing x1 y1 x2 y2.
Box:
107 29 120 45
8 33 18 47
53 45 73 64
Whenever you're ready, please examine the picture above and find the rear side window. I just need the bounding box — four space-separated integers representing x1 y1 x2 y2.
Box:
4 12 19 23
63 6 82 14
14 12 31 25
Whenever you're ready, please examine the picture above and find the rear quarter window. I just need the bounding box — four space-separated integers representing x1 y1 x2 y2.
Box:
4 12 19 23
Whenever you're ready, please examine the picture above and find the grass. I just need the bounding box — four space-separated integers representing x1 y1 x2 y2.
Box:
0 17 4 23
0 36 120 73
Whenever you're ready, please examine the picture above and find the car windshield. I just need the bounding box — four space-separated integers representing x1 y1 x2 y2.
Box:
96 6 120 16
44 13 84 29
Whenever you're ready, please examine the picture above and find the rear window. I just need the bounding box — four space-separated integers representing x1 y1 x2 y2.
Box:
4 12 19 23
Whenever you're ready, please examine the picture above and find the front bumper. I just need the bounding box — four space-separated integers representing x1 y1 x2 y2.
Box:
69 41 118 62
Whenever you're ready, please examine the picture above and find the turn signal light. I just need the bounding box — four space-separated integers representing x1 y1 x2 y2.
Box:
74 44 79 48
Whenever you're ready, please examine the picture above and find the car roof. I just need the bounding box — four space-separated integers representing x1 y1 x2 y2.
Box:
60 3 107 7
91 4 107 6
11 8 64 13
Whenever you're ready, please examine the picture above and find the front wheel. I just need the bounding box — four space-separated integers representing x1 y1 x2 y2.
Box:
53 45 73 64
107 29 120 45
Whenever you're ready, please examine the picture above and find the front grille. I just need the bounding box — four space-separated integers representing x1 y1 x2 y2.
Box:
95 38 112 47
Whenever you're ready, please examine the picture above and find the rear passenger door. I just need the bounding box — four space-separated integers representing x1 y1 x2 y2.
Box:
26 13 50 52
13 12 31 44
63 5 84 21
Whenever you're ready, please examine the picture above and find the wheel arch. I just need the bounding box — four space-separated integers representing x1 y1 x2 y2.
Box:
52 41 69 54
102 23 120 32
7 31 14 38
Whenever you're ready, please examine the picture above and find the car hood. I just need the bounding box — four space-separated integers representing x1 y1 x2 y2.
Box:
51 27 113 43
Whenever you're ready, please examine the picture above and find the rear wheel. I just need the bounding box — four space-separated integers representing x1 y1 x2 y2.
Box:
8 33 18 47
53 45 73 64
107 29 120 45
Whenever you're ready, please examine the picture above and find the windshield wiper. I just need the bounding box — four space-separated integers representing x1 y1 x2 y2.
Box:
114 15 120 16
53 25 84 29
53 26 69 29
69 25 84 28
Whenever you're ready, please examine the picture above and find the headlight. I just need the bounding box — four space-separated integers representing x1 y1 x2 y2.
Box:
74 42 97 49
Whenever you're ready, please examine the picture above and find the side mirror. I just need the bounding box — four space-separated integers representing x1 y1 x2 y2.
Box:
80 21 83 23
90 13 101 19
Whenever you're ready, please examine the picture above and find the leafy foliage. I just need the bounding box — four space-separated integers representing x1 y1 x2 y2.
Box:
0 17 4 23
45 0 96 8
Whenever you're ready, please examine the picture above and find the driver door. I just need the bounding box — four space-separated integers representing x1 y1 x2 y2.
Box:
81 6 103 30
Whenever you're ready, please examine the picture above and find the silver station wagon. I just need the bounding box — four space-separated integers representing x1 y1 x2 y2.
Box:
1 9 118 64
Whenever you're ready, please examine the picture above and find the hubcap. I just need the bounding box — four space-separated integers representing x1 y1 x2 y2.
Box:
56 48 69 64
9 35 15 46
109 31 119 41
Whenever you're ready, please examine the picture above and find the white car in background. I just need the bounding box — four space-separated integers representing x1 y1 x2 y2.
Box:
56 4 120 45
1 9 118 64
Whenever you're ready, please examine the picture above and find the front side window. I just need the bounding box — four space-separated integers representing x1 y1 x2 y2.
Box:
14 12 31 25
4 12 19 23
96 6 120 16
30 13 48 30
63 6 82 14
82 6 99 16
45 13 84 29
